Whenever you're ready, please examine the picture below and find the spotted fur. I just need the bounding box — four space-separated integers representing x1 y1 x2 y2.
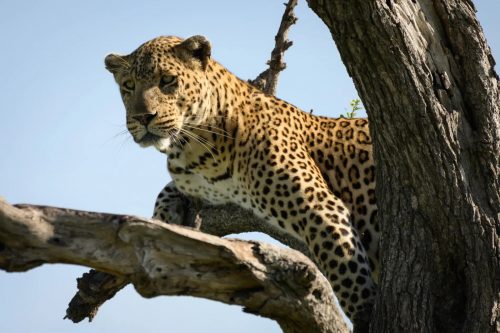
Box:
105 35 379 321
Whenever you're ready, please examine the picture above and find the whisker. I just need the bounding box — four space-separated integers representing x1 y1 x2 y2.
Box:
103 128 132 145
112 129 130 139
183 121 232 133
180 129 215 148
102 129 133 151
179 128 217 162
183 124 233 139
184 115 233 122
167 129 183 147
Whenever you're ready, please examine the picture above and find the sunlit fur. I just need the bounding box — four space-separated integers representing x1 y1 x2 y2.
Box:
105 36 379 323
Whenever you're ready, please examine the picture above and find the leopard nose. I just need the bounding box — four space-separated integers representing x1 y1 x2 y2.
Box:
132 113 157 126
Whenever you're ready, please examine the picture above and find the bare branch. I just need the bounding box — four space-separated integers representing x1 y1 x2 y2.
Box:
249 0 298 94
0 198 348 333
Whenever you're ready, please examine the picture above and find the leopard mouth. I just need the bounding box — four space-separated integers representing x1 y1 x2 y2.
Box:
135 129 179 154
136 132 161 147
137 132 175 154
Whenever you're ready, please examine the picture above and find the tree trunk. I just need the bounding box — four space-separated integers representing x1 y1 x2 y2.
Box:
307 0 500 332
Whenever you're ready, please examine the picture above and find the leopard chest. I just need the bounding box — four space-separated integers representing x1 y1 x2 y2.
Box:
167 156 238 205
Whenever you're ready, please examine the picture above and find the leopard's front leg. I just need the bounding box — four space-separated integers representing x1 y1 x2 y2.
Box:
152 181 188 225
239 146 376 325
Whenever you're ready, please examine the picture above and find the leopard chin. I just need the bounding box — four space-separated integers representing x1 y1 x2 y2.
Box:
133 132 169 151
153 137 174 154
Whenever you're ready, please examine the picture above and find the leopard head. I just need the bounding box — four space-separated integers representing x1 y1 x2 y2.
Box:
105 35 212 153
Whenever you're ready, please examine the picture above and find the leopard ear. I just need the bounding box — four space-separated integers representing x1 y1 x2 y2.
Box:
104 53 129 74
175 35 211 70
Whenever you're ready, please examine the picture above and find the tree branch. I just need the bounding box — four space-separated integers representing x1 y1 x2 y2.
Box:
249 0 298 94
0 198 348 333
64 197 312 323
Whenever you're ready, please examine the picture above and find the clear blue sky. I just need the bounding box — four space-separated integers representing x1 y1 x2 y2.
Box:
0 1 498 332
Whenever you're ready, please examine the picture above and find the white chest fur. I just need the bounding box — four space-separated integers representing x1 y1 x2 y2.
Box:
172 172 236 205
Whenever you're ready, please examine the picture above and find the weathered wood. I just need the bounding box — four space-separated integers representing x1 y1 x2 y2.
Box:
307 0 500 332
65 270 128 322
65 199 311 324
0 198 348 333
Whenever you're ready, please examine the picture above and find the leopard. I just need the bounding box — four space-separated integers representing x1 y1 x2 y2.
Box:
105 35 379 325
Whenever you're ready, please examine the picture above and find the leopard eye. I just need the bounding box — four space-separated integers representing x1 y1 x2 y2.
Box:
121 79 135 92
160 75 177 88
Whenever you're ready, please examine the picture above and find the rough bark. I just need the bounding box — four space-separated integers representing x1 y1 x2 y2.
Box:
307 0 500 332
0 198 348 333
65 270 128 322
65 199 311 323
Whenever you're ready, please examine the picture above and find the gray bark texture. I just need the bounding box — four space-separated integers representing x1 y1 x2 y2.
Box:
306 0 500 332
0 198 349 333
62 199 313 324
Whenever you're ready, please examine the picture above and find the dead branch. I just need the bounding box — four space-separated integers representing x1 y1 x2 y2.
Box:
65 270 128 322
0 198 348 333
249 0 298 94
65 198 312 323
